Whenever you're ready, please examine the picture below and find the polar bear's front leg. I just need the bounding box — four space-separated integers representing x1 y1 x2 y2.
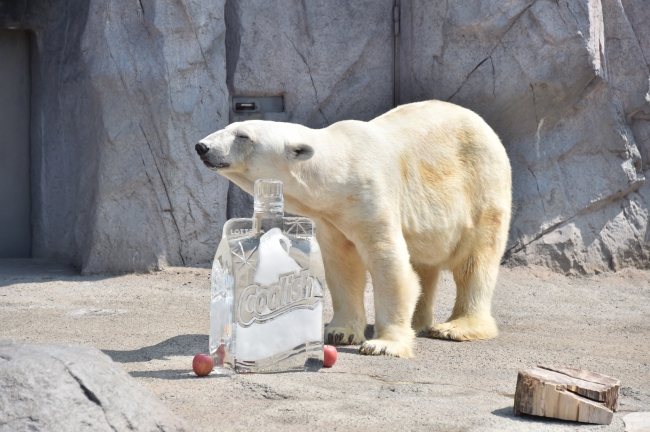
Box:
317 220 367 345
358 231 420 358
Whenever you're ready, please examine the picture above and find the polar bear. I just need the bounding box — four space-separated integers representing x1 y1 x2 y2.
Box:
195 100 512 358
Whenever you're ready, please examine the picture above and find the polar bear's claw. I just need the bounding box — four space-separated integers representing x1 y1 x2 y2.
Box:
324 325 366 345
359 339 413 358
428 326 472 341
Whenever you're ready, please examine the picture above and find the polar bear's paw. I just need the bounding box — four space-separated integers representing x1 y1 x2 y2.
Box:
428 316 498 341
324 325 366 345
359 339 414 358
413 320 435 336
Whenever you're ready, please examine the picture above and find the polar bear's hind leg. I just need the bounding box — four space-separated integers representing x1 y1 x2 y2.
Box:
429 252 500 341
411 264 440 335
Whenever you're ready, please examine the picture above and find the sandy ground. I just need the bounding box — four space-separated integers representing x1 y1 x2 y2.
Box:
0 259 649 431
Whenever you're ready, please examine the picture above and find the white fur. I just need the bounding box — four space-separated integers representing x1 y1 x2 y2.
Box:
198 100 512 358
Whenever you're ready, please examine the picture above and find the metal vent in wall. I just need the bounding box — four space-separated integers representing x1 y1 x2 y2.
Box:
232 96 283 113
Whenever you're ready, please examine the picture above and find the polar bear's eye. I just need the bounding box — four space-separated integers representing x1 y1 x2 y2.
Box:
236 133 250 140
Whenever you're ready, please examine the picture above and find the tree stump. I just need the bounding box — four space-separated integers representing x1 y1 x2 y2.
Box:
514 365 620 425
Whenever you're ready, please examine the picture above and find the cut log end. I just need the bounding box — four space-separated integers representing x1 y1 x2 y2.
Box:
513 365 620 425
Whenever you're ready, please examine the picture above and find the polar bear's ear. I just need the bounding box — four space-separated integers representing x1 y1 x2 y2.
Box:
286 143 314 162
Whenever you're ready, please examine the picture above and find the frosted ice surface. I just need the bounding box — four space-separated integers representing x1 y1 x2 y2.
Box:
253 228 301 286
210 292 232 353
235 303 322 361
311 277 322 296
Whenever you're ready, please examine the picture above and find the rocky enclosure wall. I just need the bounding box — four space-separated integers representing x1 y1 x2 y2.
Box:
398 0 650 273
0 0 648 274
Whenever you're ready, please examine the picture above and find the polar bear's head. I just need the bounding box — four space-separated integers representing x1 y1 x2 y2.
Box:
195 120 315 193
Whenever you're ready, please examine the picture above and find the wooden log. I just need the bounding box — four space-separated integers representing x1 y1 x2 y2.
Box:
514 365 620 425
537 364 620 411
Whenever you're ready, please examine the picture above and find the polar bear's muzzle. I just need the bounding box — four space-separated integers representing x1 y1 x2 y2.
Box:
195 142 230 170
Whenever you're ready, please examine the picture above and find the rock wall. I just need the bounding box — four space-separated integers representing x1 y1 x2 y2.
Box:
79 0 230 273
0 0 230 273
224 0 394 218
0 0 647 274
399 0 649 274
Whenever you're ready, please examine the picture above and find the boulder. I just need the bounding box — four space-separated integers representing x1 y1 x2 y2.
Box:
0 340 192 431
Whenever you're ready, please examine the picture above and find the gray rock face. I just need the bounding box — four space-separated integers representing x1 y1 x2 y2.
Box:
0 341 191 431
225 0 395 217
227 0 394 128
0 0 230 274
399 0 649 274
78 0 230 273
0 0 648 274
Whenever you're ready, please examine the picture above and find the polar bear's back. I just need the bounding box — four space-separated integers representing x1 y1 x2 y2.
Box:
368 100 511 196
372 100 503 154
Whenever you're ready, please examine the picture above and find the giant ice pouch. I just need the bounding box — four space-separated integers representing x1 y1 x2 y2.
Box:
209 179 325 373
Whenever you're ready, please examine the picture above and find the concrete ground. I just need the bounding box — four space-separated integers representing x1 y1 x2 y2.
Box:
0 259 649 431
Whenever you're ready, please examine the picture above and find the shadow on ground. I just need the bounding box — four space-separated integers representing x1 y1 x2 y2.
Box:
364 324 374 340
107 326 372 364
0 258 119 287
491 406 585 427
103 334 208 363
128 369 231 380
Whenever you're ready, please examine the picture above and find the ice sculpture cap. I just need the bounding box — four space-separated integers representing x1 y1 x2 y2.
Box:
254 179 284 214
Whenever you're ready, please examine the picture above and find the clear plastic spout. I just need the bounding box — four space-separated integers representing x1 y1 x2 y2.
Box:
254 179 284 214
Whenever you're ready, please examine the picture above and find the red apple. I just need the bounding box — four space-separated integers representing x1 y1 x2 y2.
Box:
192 354 214 376
323 345 338 368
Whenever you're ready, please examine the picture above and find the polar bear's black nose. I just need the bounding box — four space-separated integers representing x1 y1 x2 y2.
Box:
195 142 209 156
